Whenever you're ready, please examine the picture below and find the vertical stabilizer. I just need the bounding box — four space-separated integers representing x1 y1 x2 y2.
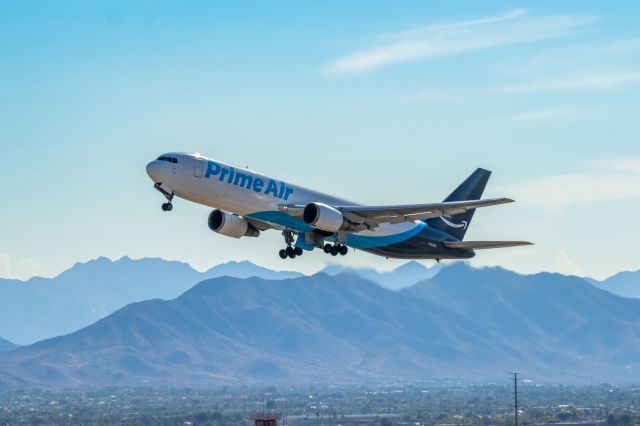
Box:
426 168 491 241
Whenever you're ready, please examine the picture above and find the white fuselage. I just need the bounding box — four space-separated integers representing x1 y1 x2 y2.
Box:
146 152 426 251
148 153 347 213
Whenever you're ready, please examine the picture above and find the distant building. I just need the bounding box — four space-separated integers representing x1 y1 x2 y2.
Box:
251 412 281 426
535 422 605 426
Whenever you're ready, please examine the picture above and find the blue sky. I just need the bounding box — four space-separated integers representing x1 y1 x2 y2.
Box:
1 1 639 280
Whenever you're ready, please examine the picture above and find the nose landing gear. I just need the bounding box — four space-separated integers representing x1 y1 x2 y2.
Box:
154 183 174 212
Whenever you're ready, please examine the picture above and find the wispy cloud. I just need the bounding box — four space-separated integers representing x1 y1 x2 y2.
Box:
499 159 640 208
403 67 640 103
598 157 640 174
0 253 10 279
404 69 640 102
555 250 585 276
377 9 528 41
599 38 640 54
0 253 41 280
504 107 578 122
325 10 595 75
492 70 640 93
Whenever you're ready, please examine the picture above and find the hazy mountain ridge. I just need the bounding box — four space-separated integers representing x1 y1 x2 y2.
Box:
0 257 440 345
590 269 640 299
0 337 16 352
405 265 640 363
321 261 442 290
0 257 301 345
2 265 639 388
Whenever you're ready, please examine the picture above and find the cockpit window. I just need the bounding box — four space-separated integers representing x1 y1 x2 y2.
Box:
157 156 178 163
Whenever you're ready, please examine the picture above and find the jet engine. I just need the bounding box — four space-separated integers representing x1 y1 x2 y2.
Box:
302 202 346 233
208 209 260 238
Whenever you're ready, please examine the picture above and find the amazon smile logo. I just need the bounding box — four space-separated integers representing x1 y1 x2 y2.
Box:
440 216 468 229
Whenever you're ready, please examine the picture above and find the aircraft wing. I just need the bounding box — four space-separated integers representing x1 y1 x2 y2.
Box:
244 217 277 231
444 241 533 250
336 198 514 227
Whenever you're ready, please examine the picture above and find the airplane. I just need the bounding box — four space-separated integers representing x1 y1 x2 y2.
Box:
146 153 531 260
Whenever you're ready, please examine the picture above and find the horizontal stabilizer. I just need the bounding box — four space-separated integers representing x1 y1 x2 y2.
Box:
444 241 533 250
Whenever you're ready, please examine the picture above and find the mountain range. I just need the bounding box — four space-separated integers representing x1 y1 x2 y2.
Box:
589 269 640 299
0 257 440 345
0 337 16 352
321 261 441 290
1 263 639 388
0 257 301 345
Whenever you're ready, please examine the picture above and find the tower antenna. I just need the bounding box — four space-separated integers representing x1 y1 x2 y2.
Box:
513 372 521 426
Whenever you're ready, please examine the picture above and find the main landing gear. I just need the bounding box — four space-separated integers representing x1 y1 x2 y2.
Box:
324 243 348 256
154 183 175 212
278 231 348 259
279 230 303 259
279 246 303 259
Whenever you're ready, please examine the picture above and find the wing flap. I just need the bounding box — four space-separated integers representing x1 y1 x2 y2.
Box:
444 241 533 250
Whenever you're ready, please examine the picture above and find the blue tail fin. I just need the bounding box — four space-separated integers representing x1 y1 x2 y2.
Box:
425 168 491 241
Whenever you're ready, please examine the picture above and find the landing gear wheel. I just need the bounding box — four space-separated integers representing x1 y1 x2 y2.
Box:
338 245 348 256
323 244 332 254
285 247 295 258
330 246 339 256
155 184 175 211
280 230 300 259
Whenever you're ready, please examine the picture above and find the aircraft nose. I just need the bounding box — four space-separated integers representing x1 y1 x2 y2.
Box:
146 160 162 182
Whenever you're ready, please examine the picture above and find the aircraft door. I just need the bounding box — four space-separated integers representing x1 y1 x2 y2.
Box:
194 159 203 178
